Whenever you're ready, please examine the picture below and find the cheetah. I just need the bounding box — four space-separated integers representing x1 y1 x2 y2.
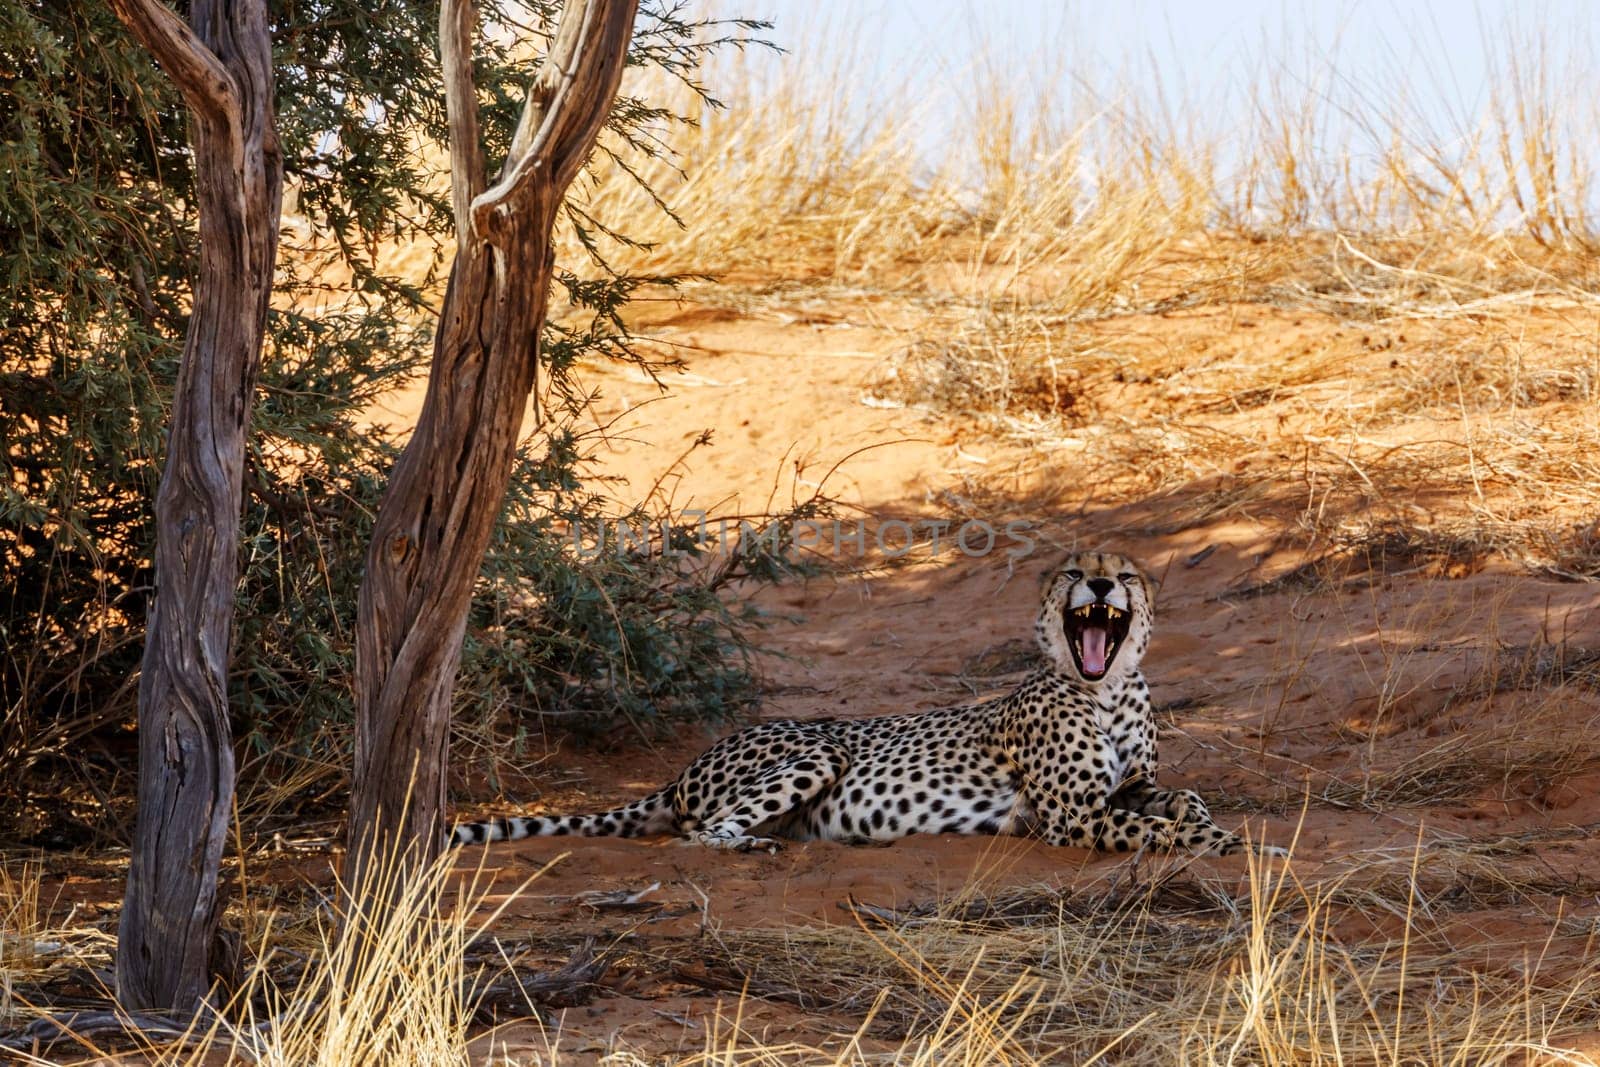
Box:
450 551 1279 857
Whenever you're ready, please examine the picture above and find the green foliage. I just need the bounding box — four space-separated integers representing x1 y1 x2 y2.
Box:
461 429 826 756
1 1 186 818
0 0 776 842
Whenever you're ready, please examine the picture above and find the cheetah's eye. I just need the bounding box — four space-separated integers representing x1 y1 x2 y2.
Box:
1064 569 1083 580
1117 572 1137 582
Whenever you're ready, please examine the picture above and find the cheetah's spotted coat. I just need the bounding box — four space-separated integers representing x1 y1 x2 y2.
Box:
452 552 1276 856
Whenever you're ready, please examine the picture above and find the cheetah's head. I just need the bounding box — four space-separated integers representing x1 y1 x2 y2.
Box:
1036 552 1155 685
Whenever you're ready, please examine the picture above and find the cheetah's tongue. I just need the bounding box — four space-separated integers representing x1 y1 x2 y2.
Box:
1081 626 1108 675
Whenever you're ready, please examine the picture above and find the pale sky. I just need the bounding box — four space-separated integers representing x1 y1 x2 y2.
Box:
739 1 1599 180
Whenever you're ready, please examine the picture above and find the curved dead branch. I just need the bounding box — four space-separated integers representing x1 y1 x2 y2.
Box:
105 0 241 134
470 0 639 238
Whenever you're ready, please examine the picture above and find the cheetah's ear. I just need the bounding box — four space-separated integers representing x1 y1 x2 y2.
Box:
1138 561 1164 602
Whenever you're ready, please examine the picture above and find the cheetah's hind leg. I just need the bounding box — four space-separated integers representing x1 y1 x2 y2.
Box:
684 746 847 854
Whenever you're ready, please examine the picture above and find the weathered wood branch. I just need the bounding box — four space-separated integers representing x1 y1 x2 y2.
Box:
440 0 486 239
107 0 282 1014
105 0 240 134
0 1009 199 1054
347 0 637 898
471 0 637 235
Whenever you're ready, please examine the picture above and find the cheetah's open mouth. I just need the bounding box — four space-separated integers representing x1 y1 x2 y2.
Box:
1064 602 1130 680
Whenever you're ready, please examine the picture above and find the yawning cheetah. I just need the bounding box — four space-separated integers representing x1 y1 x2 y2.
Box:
451 551 1277 856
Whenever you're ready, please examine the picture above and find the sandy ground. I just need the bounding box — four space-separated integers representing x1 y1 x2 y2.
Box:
16 280 1600 1063
386 290 1600 1061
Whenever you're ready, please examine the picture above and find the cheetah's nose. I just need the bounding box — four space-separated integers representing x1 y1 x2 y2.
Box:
1086 577 1114 599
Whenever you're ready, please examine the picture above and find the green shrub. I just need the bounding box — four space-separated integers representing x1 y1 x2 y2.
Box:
0 0 774 842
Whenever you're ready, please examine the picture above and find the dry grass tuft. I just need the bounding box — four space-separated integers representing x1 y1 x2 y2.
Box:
1 850 557 1066
653 852 1600 1066
0 863 46 1030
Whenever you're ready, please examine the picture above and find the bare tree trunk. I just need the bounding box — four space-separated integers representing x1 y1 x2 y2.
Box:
346 0 638 895
106 0 281 1013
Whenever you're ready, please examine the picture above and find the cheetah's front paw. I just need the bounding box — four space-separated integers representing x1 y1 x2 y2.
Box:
1206 835 1287 858
690 830 783 854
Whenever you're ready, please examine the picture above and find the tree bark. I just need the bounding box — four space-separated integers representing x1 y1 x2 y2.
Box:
107 0 282 1013
345 0 638 896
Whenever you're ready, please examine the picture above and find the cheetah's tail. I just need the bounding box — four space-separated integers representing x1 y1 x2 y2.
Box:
448 786 676 847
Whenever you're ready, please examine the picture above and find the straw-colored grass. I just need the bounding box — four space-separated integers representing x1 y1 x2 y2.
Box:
2 847 556 1066
11 847 1600 1065
1 863 47 1031
622 848 1600 1066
